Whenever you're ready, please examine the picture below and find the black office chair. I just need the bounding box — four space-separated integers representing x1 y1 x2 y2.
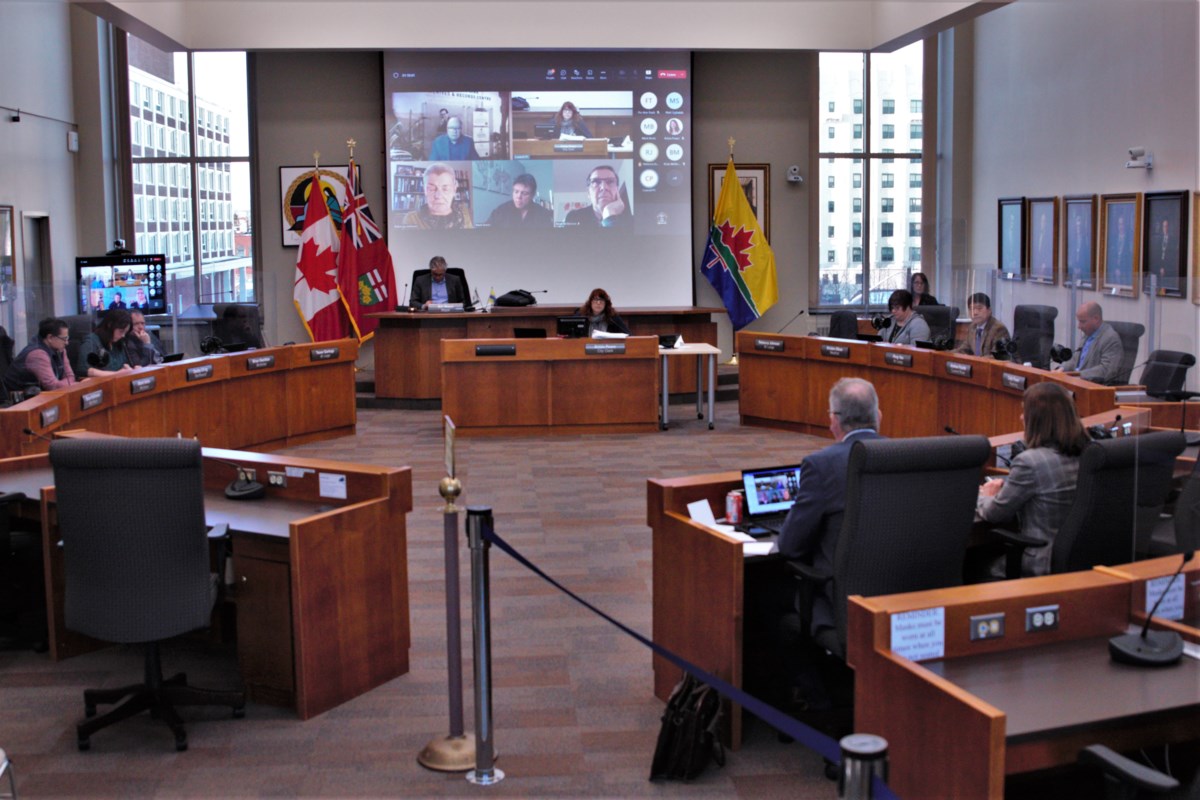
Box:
409 267 472 308
1012 304 1058 369
1137 350 1196 398
1108 321 1146 385
211 303 264 349
827 311 858 340
60 313 96 379
914 305 959 345
0 491 46 653
50 438 245 752
1078 745 1194 800
789 435 991 659
993 432 1187 577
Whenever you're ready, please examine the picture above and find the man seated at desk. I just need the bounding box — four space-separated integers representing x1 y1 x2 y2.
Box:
564 165 632 229
773 378 883 707
884 289 930 346
125 310 165 367
956 292 1010 357
410 255 468 309
485 174 552 228
3 317 77 394
1055 301 1123 385
428 115 478 161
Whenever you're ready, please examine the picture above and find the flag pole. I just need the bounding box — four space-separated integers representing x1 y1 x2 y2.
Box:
338 139 364 342
725 137 740 367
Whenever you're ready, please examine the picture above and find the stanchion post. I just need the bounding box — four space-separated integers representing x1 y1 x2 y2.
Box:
838 734 888 799
465 506 504 786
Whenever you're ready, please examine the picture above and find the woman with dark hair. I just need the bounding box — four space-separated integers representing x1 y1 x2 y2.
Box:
75 309 134 378
975 382 1091 576
552 101 592 138
577 288 631 336
908 272 939 306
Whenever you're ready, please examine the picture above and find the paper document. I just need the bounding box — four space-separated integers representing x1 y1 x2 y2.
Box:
591 330 628 339
687 499 716 526
743 542 775 557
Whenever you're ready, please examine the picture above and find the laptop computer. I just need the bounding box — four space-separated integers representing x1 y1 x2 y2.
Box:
738 464 804 536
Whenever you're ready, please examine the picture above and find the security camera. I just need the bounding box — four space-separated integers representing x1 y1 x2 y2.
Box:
1128 146 1145 159
786 164 804 185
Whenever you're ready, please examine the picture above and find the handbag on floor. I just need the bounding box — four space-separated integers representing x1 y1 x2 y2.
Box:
649 672 725 781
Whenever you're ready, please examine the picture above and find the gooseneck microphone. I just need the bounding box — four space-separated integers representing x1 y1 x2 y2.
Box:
22 427 54 444
774 309 806 334
208 456 266 501
943 426 960 435
1109 550 1194 666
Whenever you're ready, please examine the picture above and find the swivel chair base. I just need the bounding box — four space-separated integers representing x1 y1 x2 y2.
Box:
77 642 244 752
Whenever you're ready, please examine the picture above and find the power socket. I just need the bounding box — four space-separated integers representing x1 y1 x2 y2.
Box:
1025 604 1060 632
969 612 1005 641
238 467 256 483
267 470 287 488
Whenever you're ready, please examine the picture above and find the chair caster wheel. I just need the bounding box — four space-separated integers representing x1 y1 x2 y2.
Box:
84 704 96 718
78 737 91 752
233 706 245 719
175 737 188 752
708 423 714 430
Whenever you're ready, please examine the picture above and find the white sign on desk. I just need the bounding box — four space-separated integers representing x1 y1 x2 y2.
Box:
319 472 347 500
890 607 945 662
1145 574 1186 621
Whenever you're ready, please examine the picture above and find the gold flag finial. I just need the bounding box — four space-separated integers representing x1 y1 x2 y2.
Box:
346 138 356 158
727 137 735 158
313 150 321 170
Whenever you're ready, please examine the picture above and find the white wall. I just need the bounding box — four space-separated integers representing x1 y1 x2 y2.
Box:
965 0 1200 381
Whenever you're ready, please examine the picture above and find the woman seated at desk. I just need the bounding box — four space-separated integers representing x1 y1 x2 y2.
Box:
75 309 134 379
578 288 631 336
975 382 1090 576
552 101 592 138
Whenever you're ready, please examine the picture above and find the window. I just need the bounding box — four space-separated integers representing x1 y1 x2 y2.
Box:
125 39 252 312
827 250 835 263
910 122 923 139
909 198 921 212
853 98 863 114
853 198 863 213
852 222 862 237
881 148 894 164
882 124 895 139
880 222 894 237
880 247 894 262
828 175 835 188
881 173 894 188
909 173 922 188
852 123 863 139
828 200 835 212
827 225 835 237
852 173 862 188
909 247 921 262
911 99 922 113
828 101 835 112
909 222 921 237
882 99 894 114
852 247 863 262
881 198 894 212
828 126 835 139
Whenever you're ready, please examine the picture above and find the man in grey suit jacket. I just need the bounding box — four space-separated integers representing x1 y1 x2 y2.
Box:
409 255 467 308
1057 301 1123 384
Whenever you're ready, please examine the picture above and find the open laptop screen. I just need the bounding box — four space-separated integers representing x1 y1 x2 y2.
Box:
741 464 804 517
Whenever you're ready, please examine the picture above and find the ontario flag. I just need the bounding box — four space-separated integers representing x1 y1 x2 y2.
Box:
701 158 778 330
293 169 348 341
337 159 397 340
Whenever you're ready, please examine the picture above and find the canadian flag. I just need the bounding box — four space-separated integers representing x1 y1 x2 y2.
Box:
293 170 348 341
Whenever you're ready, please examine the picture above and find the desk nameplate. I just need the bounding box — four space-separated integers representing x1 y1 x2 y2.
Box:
475 344 516 357
186 364 214 382
40 405 60 427
754 338 786 353
309 346 339 362
130 375 157 395
1001 372 1027 391
884 352 914 368
585 343 626 355
820 344 852 359
247 355 276 371
945 361 974 378
80 389 104 410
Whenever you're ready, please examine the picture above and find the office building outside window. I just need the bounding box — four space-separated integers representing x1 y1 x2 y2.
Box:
126 36 253 313
817 42 923 308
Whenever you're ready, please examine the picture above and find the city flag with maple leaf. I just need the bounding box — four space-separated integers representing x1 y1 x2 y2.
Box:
701 158 778 330
293 169 349 341
337 158 397 341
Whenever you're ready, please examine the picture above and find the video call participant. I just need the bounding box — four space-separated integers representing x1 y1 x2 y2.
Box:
428 115 477 161
130 287 149 309
1055 301 1123 385
486 174 552 228
565 165 632 229
975 382 1090 577
552 101 592 138
908 272 938 306
75 308 134 378
410 255 467 309
3 317 77 394
955 292 1010 357
108 291 128 309
403 163 473 230
577 288 631 336
884 290 930 346
125 310 165 367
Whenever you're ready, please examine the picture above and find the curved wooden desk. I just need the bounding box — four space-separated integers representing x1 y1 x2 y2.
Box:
372 306 721 401
0 339 358 458
736 332 1117 439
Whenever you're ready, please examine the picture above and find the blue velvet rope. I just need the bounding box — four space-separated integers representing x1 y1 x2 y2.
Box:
483 523 901 798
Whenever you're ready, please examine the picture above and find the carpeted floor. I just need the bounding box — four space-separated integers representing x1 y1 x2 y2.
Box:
0 401 848 798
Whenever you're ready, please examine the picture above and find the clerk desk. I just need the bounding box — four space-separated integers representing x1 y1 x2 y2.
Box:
736 332 1116 439
372 306 720 401
0 339 358 459
1 443 411 721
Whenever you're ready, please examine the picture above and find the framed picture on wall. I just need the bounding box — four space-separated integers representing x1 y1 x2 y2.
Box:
1026 197 1058 285
997 197 1025 281
0 205 14 292
1142 190 1188 298
1195 192 1200 305
708 163 770 241
1098 192 1141 296
279 165 356 247
1063 194 1097 289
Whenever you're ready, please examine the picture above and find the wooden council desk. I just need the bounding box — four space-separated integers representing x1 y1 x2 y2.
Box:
736 332 1117 439
846 565 1200 798
0 339 358 459
511 138 610 158
441 336 659 436
0 443 411 721
372 306 721 402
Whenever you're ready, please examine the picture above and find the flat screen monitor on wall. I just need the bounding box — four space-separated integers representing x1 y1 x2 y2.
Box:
76 254 167 315
382 51 693 308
